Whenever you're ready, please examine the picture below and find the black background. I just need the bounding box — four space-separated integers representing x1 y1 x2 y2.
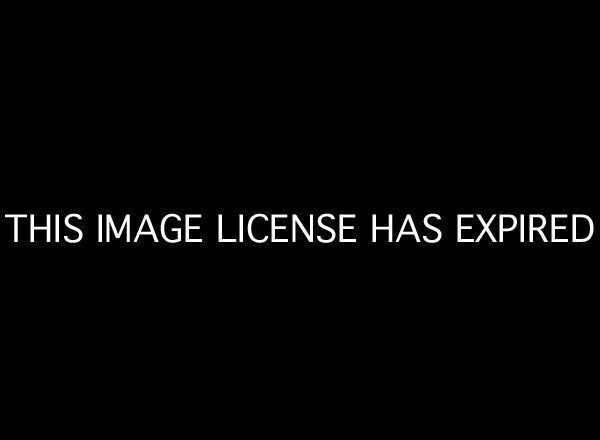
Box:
1 6 597 434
